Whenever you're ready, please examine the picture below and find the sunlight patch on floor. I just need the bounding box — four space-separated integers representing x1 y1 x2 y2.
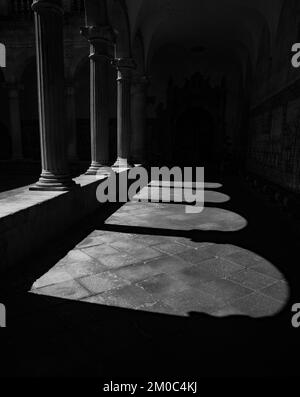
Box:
30 180 289 319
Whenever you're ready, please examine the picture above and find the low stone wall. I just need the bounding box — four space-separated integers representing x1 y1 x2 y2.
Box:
0 174 107 285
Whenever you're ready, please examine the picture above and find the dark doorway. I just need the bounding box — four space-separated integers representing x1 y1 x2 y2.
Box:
173 106 214 167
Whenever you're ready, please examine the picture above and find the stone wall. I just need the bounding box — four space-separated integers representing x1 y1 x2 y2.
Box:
247 0 300 193
248 81 300 193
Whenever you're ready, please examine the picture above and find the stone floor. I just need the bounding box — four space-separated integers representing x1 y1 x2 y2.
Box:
30 180 289 318
3 175 299 377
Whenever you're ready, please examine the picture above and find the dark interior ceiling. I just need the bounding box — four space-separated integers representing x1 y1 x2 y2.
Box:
125 0 284 74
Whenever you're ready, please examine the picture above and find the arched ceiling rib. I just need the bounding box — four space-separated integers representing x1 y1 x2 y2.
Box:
125 0 285 74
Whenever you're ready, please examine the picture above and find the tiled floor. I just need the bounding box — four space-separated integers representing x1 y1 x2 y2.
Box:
30 181 289 318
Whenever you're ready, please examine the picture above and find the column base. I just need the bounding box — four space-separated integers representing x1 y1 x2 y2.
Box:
85 162 112 175
132 159 148 168
29 172 77 191
112 157 134 170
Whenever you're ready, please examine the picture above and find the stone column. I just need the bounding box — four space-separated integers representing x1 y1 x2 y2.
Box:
8 84 23 160
131 75 148 165
113 58 136 169
81 25 114 175
30 0 75 190
65 82 77 161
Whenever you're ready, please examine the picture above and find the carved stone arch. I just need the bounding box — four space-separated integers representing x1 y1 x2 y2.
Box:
69 48 90 81
107 0 132 58
9 48 36 84
132 30 145 75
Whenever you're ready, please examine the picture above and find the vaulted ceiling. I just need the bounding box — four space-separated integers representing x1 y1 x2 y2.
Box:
125 0 284 72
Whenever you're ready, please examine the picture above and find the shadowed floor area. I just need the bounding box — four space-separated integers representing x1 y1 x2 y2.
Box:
30 185 287 318
1 175 299 377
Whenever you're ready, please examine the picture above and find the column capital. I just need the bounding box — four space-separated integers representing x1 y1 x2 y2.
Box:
113 58 136 81
81 25 115 60
80 25 115 45
32 0 63 15
113 57 136 71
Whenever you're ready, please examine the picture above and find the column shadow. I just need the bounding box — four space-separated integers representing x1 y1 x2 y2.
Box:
0 290 297 377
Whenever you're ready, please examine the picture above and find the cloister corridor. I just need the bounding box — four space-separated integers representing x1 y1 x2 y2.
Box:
1 173 298 377
1 0 300 381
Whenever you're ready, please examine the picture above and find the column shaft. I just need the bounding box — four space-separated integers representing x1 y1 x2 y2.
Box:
30 0 75 190
87 50 110 173
81 25 114 175
113 58 135 169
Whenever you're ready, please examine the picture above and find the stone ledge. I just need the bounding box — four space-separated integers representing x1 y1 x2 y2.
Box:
0 173 109 274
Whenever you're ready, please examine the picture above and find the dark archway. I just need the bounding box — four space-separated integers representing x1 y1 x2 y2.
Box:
0 69 10 159
20 57 40 160
173 106 214 167
74 58 90 161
